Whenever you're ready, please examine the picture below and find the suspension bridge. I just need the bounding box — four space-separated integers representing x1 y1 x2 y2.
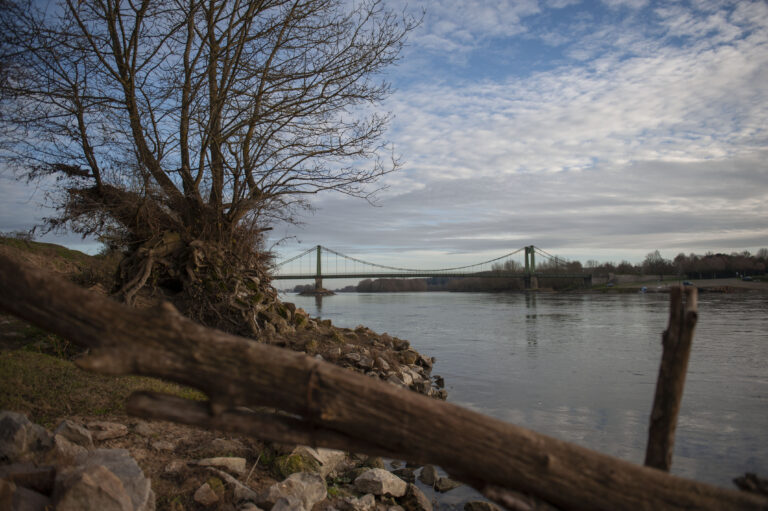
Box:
273 245 592 290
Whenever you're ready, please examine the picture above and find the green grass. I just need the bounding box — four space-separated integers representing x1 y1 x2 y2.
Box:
0 349 206 427
0 237 93 263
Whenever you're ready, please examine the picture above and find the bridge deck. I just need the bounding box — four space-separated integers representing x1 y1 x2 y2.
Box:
273 272 590 280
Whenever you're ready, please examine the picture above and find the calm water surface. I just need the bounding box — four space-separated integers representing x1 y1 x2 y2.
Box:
285 291 768 488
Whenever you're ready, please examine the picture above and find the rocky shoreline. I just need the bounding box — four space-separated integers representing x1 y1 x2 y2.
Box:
1 410 501 511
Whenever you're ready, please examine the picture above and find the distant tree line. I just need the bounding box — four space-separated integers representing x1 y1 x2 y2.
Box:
317 248 768 293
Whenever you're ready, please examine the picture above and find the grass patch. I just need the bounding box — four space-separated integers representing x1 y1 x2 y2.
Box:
0 350 205 427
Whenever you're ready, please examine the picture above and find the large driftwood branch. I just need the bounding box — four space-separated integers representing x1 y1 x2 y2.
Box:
0 252 766 511
645 286 698 470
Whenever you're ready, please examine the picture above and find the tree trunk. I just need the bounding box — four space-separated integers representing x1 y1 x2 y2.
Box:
0 252 765 511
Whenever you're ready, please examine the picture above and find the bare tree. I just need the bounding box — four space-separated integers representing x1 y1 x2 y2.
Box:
1 0 416 331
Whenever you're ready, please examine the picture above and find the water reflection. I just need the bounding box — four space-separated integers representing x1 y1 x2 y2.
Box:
525 292 538 350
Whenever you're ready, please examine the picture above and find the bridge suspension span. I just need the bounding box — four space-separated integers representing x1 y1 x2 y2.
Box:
272 245 590 290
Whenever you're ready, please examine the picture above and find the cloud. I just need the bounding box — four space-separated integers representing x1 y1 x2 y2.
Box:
272 1 768 265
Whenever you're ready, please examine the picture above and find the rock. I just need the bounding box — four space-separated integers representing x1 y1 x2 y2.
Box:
418 465 438 487
400 483 432 511
354 468 407 497
342 493 376 510
363 456 386 469
385 374 407 388
262 472 327 511
70 448 154 511
376 357 390 371
390 460 402 469
163 460 188 474
344 352 362 364
205 467 259 503
150 440 176 452
391 467 416 483
358 355 374 369
194 482 220 506
54 464 133 511
414 381 432 394
238 504 264 511
400 349 418 364
54 420 94 448
197 456 247 475
389 506 406 511
399 370 413 386
464 501 501 511
291 445 347 478
211 437 248 455
271 494 304 511
433 376 445 389
434 476 461 492
45 434 88 466
87 421 128 441
0 479 52 511
0 411 53 463
132 423 154 437
0 463 56 494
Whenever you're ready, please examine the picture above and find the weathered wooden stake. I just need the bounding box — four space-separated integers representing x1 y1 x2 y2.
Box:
645 285 698 471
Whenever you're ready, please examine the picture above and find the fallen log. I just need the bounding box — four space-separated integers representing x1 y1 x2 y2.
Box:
0 252 765 511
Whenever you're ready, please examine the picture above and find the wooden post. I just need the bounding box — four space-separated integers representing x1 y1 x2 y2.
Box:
645 285 698 471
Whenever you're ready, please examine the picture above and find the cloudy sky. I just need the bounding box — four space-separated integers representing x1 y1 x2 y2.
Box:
270 0 768 267
3 0 767 267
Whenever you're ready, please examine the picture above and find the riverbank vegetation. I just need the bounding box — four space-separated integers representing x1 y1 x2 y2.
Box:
1 0 416 338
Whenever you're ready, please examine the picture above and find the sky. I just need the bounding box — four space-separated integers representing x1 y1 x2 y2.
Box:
2 0 767 268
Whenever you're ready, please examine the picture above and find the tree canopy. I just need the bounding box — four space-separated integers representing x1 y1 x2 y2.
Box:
1 0 415 248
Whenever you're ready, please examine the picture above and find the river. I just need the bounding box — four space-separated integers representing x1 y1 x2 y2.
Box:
283 290 768 491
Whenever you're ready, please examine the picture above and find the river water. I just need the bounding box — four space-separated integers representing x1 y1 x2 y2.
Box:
284 290 768 490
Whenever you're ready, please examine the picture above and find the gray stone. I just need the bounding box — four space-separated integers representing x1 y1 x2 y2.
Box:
464 501 501 511
263 472 326 511
342 493 376 510
291 445 347 478
418 465 438 487
54 464 133 511
391 467 416 483
133 422 154 437
354 468 407 498
0 479 52 511
376 357 390 371
87 421 129 441
194 482 219 506
150 440 176 452
197 456 247 475
0 411 53 463
205 466 259 503
163 459 188 474
0 462 56 494
271 494 304 511
45 434 88 466
434 476 461 492
211 437 248 455
72 448 155 511
401 483 432 511
54 420 94 448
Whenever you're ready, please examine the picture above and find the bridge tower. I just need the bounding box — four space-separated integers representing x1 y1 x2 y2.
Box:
524 245 538 290
315 245 323 290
